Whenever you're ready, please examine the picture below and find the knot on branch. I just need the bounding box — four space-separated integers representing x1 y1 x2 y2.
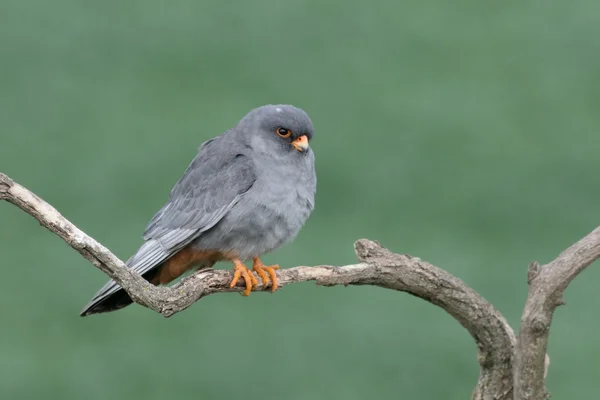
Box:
0 173 12 198
527 261 542 284
354 239 390 262
524 313 551 335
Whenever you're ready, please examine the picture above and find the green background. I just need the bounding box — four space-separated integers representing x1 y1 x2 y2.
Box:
1 1 599 399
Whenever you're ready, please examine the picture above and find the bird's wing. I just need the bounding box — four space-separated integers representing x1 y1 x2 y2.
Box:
86 138 256 302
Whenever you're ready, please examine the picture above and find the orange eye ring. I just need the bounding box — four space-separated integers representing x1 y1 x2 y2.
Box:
276 127 291 138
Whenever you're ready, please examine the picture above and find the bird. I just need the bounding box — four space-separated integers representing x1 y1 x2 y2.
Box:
80 104 316 316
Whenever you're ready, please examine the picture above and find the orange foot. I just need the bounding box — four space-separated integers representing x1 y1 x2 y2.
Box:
230 259 258 296
253 257 280 293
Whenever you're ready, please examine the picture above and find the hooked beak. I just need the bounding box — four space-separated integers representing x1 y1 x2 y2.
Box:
292 135 309 153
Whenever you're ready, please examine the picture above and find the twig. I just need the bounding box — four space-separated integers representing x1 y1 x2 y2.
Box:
514 226 600 399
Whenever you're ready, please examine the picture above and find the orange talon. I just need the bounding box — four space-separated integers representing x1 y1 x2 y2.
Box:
230 259 257 296
253 257 280 293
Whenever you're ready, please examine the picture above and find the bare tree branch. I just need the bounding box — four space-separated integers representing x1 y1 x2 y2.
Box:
0 172 515 399
514 226 600 399
5 172 598 400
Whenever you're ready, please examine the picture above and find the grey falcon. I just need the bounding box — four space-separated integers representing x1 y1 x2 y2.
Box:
81 104 316 316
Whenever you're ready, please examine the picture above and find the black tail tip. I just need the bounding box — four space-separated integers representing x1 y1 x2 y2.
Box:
80 289 135 317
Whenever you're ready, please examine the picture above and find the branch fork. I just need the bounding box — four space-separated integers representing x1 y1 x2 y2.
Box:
2 172 599 400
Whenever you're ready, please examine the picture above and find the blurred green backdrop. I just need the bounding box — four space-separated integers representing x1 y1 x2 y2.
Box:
1 1 599 399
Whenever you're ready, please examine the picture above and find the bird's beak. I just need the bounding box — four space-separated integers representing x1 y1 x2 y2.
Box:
292 135 309 153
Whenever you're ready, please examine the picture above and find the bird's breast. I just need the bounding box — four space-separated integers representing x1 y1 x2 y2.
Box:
193 156 315 259
244 175 314 247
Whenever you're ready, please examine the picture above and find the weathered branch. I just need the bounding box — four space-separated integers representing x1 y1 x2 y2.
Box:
0 172 515 398
0 174 515 400
4 172 599 400
514 226 600 399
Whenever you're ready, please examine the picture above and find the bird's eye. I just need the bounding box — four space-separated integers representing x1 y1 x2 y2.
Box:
276 127 291 138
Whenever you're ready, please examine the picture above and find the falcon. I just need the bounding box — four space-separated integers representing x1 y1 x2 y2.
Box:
81 105 316 316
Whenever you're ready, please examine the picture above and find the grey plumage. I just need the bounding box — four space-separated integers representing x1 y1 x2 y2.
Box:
81 105 316 316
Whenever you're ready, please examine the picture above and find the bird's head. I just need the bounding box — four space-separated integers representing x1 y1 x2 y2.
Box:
237 104 314 157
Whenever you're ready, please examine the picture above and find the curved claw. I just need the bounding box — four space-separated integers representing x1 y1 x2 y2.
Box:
230 259 258 296
253 257 280 293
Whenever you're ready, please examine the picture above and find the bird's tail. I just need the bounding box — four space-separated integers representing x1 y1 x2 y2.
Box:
79 261 213 316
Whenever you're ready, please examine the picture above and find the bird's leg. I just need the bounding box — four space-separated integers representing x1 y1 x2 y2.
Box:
230 259 258 296
252 257 280 293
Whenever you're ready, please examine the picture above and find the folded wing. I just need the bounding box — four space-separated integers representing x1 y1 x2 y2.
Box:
80 137 255 314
